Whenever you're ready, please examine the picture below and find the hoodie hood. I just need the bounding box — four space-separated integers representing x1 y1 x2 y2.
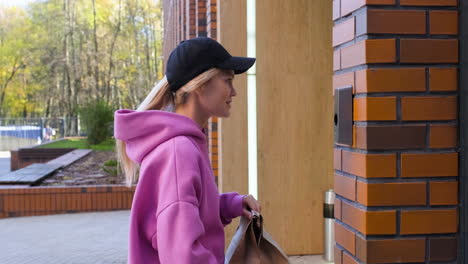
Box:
114 109 207 164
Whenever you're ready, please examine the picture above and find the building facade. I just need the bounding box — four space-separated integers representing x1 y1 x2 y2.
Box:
162 0 467 262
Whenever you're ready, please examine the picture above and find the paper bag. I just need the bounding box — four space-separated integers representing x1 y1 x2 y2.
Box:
225 211 290 264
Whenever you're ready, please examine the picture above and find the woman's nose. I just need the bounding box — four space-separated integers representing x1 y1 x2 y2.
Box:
232 87 237 97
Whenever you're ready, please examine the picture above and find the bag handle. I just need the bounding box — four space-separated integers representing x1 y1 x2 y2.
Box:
251 210 263 245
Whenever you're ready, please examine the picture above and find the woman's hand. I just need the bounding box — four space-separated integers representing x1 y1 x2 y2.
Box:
242 194 261 219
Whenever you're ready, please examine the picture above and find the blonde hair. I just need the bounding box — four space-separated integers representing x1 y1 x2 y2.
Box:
117 68 224 186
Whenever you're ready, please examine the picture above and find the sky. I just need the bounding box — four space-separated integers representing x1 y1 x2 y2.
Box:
0 0 34 8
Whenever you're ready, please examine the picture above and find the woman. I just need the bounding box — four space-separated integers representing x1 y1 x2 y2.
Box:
114 37 261 264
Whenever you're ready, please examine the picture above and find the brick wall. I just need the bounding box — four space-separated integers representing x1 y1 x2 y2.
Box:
10 148 75 171
186 0 196 39
0 185 136 219
163 0 219 181
333 0 459 263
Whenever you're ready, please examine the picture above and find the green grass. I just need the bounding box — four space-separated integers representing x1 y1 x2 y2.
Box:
38 138 115 151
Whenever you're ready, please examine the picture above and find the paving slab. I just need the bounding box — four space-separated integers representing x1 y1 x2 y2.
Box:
0 210 129 264
0 210 329 264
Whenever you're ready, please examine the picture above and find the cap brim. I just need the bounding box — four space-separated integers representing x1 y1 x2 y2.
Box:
217 56 256 74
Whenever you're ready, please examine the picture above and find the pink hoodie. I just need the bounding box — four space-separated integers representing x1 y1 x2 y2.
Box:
114 109 244 264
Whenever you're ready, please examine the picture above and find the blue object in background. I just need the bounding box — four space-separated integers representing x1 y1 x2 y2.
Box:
0 125 42 139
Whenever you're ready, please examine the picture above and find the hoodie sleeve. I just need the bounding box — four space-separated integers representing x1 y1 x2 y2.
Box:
156 202 218 264
219 192 244 226
151 137 218 263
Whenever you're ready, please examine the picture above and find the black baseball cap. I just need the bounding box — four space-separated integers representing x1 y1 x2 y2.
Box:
166 37 256 92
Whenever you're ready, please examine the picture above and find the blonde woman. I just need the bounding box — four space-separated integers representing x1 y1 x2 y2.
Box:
114 37 261 264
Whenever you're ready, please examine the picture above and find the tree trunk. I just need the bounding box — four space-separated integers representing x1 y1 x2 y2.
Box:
92 0 100 99
106 0 122 103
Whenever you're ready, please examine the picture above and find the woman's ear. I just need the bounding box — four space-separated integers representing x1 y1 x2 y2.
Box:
194 85 205 96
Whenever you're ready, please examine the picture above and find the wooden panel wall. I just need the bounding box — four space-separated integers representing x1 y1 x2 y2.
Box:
256 0 333 255
217 0 249 248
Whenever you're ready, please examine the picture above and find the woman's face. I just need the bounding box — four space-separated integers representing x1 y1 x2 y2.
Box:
198 70 236 118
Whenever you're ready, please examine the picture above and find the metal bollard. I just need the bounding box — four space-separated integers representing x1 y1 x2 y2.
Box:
323 190 335 262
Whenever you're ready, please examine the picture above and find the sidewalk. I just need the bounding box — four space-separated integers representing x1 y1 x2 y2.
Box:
0 211 128 264
0 210 328 264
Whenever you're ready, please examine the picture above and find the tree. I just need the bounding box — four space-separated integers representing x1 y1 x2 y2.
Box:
0 0 163 120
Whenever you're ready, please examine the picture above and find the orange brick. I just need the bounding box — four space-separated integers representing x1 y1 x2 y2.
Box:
366 39 397 63
335 198 343 220
342 202 397 235
364 10 426 34
341 0 395 16
102 193 109 210
335 245 343 264
333 72 355 94
33 194 40 211
356 237 426 263
400 209 458 234
402 96 457 121
335 148 342 170
401 0 457 6
430 125 457 148
113 193 119 209
334 50 341 71
333 18 355 47
357 181 426 206
335 222 356 255
23 195 31 212
44 195 51 212
89 193 96 210
353 97 396 121
401 153 458 177
78 194 85 211
343 252 359 264
120 192 126 209
4 196 13 211
430 181 458 205
126 192 133 209
430 11 458 35
400 39 458 63
429 68 457 91
55 193 64 211
87 186 97 193
342 39 396 69
356 68 426 94
342 151 396 178
335 173 356 201
357 124 423 150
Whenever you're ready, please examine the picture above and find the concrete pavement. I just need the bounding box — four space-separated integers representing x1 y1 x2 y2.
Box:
0 210 328 264
0 211 129 264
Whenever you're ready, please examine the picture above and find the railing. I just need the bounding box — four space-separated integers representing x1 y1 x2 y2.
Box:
0 117 80 151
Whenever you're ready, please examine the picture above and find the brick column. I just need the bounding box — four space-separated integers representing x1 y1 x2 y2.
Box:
186 0 196 39
195 0 207 37
206 0 218 180
206 0 217 39
333 0 459 263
